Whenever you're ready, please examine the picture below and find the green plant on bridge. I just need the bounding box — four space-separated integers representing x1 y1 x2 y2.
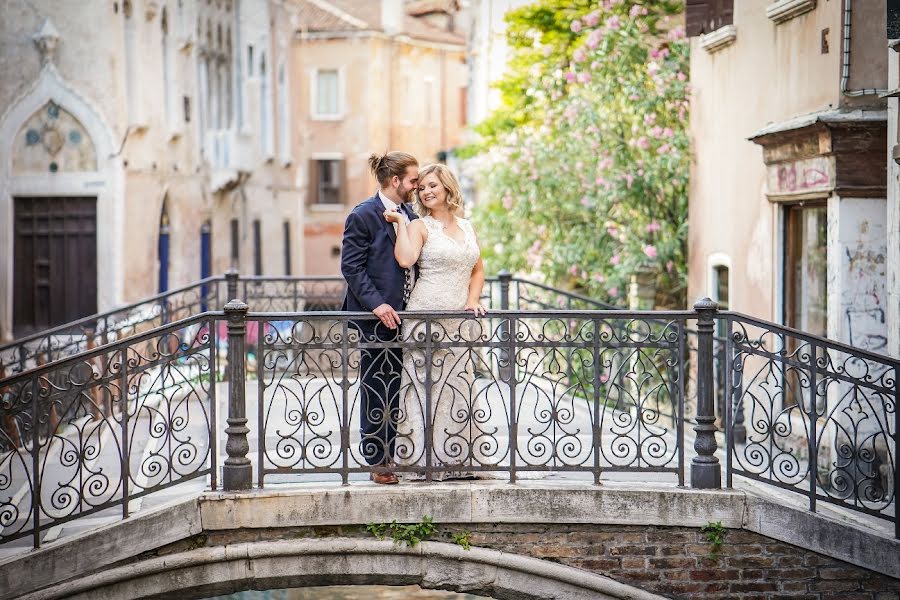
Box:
701 520 727 551
366 515 436 547
451 531 472 551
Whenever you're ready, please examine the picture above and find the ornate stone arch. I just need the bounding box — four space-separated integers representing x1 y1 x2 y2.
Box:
0 60 122 340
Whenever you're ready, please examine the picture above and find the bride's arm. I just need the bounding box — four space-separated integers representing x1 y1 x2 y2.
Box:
464 257 486 316
465 230 486 315
393 219 427 268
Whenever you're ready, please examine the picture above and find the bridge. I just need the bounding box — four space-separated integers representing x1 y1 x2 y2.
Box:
0 272 897 599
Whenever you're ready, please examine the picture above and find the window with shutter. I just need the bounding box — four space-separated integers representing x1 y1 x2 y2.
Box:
311 159 344 205
686 0 733 37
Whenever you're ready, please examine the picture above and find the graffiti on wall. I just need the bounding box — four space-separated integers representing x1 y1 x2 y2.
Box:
767 156 834 196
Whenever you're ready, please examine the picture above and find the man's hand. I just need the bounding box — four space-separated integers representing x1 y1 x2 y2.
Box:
373 303 401 329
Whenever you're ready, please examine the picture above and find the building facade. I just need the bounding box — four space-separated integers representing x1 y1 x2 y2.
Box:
291 0 468 276
0 0 302 341
686 0 894 355
886 4 899 359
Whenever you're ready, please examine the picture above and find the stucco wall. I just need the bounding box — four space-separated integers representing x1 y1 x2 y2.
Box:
294 33 467 277
686 0 884 322
0 0 303 335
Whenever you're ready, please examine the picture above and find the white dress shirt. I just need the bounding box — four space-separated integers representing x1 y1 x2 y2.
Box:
378 190 415 288
378 190 411 225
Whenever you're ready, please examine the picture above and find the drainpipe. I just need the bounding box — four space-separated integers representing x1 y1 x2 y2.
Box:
840 0 888 97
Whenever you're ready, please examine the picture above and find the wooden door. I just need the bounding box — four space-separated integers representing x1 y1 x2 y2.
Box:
13 197 98 336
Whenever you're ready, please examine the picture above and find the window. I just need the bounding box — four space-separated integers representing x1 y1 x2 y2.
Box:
310 159 344 205
424 77 435 123
314 69 341 118
278 63 291 162
686 0 733 37
230 218 239 267
253 219 262 276
460 86 467 126
713 265 729 311
260 53 273 156
783 203 827 336
283 221 292 275
123 0 142 124
783 203 827 408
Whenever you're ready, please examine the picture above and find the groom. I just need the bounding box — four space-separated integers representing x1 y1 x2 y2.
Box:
341 151 419 484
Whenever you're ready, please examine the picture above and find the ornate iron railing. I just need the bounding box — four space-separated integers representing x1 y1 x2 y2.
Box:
0 273 349 377
725 313 897 533
0 313 220 548
251 310 688 485
0 283 896 549
0 271 617 379
0 278 222 379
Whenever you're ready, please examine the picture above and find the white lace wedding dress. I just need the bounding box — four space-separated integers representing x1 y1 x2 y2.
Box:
394 216 494 479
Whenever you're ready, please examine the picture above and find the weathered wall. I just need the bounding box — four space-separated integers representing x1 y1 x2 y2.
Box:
0 0 303 337
830 197 888 355
687 0 888 334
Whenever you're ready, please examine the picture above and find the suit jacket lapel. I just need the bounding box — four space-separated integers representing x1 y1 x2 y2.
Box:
374 195 398 243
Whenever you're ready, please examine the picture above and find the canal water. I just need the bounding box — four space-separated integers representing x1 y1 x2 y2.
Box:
208 586 484 599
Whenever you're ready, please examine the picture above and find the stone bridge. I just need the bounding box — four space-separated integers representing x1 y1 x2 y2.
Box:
2 483 898 600
1 275 898 598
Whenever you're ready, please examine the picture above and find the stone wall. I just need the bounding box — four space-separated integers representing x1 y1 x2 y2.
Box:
159 523 900 600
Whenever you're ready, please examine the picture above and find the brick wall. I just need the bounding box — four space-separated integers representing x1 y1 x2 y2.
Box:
450 524 900 600
189 523 900 600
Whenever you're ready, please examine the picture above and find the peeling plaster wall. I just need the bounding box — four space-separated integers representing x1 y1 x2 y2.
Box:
830 197 888 352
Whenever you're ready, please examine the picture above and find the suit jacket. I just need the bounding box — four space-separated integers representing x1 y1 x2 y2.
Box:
341 192 419 313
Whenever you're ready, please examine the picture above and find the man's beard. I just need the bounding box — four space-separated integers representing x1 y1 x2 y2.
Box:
397 184 414 203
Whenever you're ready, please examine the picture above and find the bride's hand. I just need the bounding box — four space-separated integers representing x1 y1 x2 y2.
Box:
383 208 404 224
464 302 486 317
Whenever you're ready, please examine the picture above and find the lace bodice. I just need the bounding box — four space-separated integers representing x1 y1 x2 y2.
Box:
406 216 480 311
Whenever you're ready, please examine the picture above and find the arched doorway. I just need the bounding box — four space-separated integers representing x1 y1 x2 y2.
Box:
10 102 98 336
0 63 119 341
158 199 171 294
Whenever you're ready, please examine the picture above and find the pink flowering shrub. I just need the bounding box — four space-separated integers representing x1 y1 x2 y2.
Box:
470 0 689 307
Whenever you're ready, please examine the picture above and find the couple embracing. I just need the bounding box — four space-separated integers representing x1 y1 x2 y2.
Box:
340 151 489 485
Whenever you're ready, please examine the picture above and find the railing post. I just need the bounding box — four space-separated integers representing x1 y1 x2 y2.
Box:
225 269 240 306
498 270 512 383
223 299 251 490
498 270 511 310
691 298 721 489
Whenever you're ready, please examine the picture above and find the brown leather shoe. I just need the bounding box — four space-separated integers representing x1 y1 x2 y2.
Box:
370 471 399 485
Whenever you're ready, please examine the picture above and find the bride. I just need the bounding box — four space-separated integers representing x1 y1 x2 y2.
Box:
383 163 492 480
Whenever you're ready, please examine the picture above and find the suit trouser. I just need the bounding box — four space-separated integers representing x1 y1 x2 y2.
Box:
356 322 402 466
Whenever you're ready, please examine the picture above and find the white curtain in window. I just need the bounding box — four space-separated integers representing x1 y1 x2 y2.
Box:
316 70 339 116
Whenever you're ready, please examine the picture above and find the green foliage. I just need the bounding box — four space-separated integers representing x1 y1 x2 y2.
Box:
366 516 436 547
451 531 472 551
468 0 690 307
701 521 727 550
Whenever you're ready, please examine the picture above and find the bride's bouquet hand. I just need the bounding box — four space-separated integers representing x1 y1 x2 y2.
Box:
464 302 486 317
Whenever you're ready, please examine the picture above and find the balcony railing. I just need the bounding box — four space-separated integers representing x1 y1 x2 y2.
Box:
0 276 895 551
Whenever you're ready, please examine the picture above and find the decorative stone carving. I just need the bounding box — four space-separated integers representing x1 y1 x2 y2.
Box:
766 0 817 25
13 102 97 174
32 19 60 65
700 24 737 54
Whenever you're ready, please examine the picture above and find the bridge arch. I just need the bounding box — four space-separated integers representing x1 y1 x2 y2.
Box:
20 538 663 600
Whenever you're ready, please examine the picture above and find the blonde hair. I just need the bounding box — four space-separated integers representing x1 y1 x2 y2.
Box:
414 163 463 216
368 151 419 187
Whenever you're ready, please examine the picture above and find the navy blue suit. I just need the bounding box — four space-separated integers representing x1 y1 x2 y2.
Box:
341 192 418 466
